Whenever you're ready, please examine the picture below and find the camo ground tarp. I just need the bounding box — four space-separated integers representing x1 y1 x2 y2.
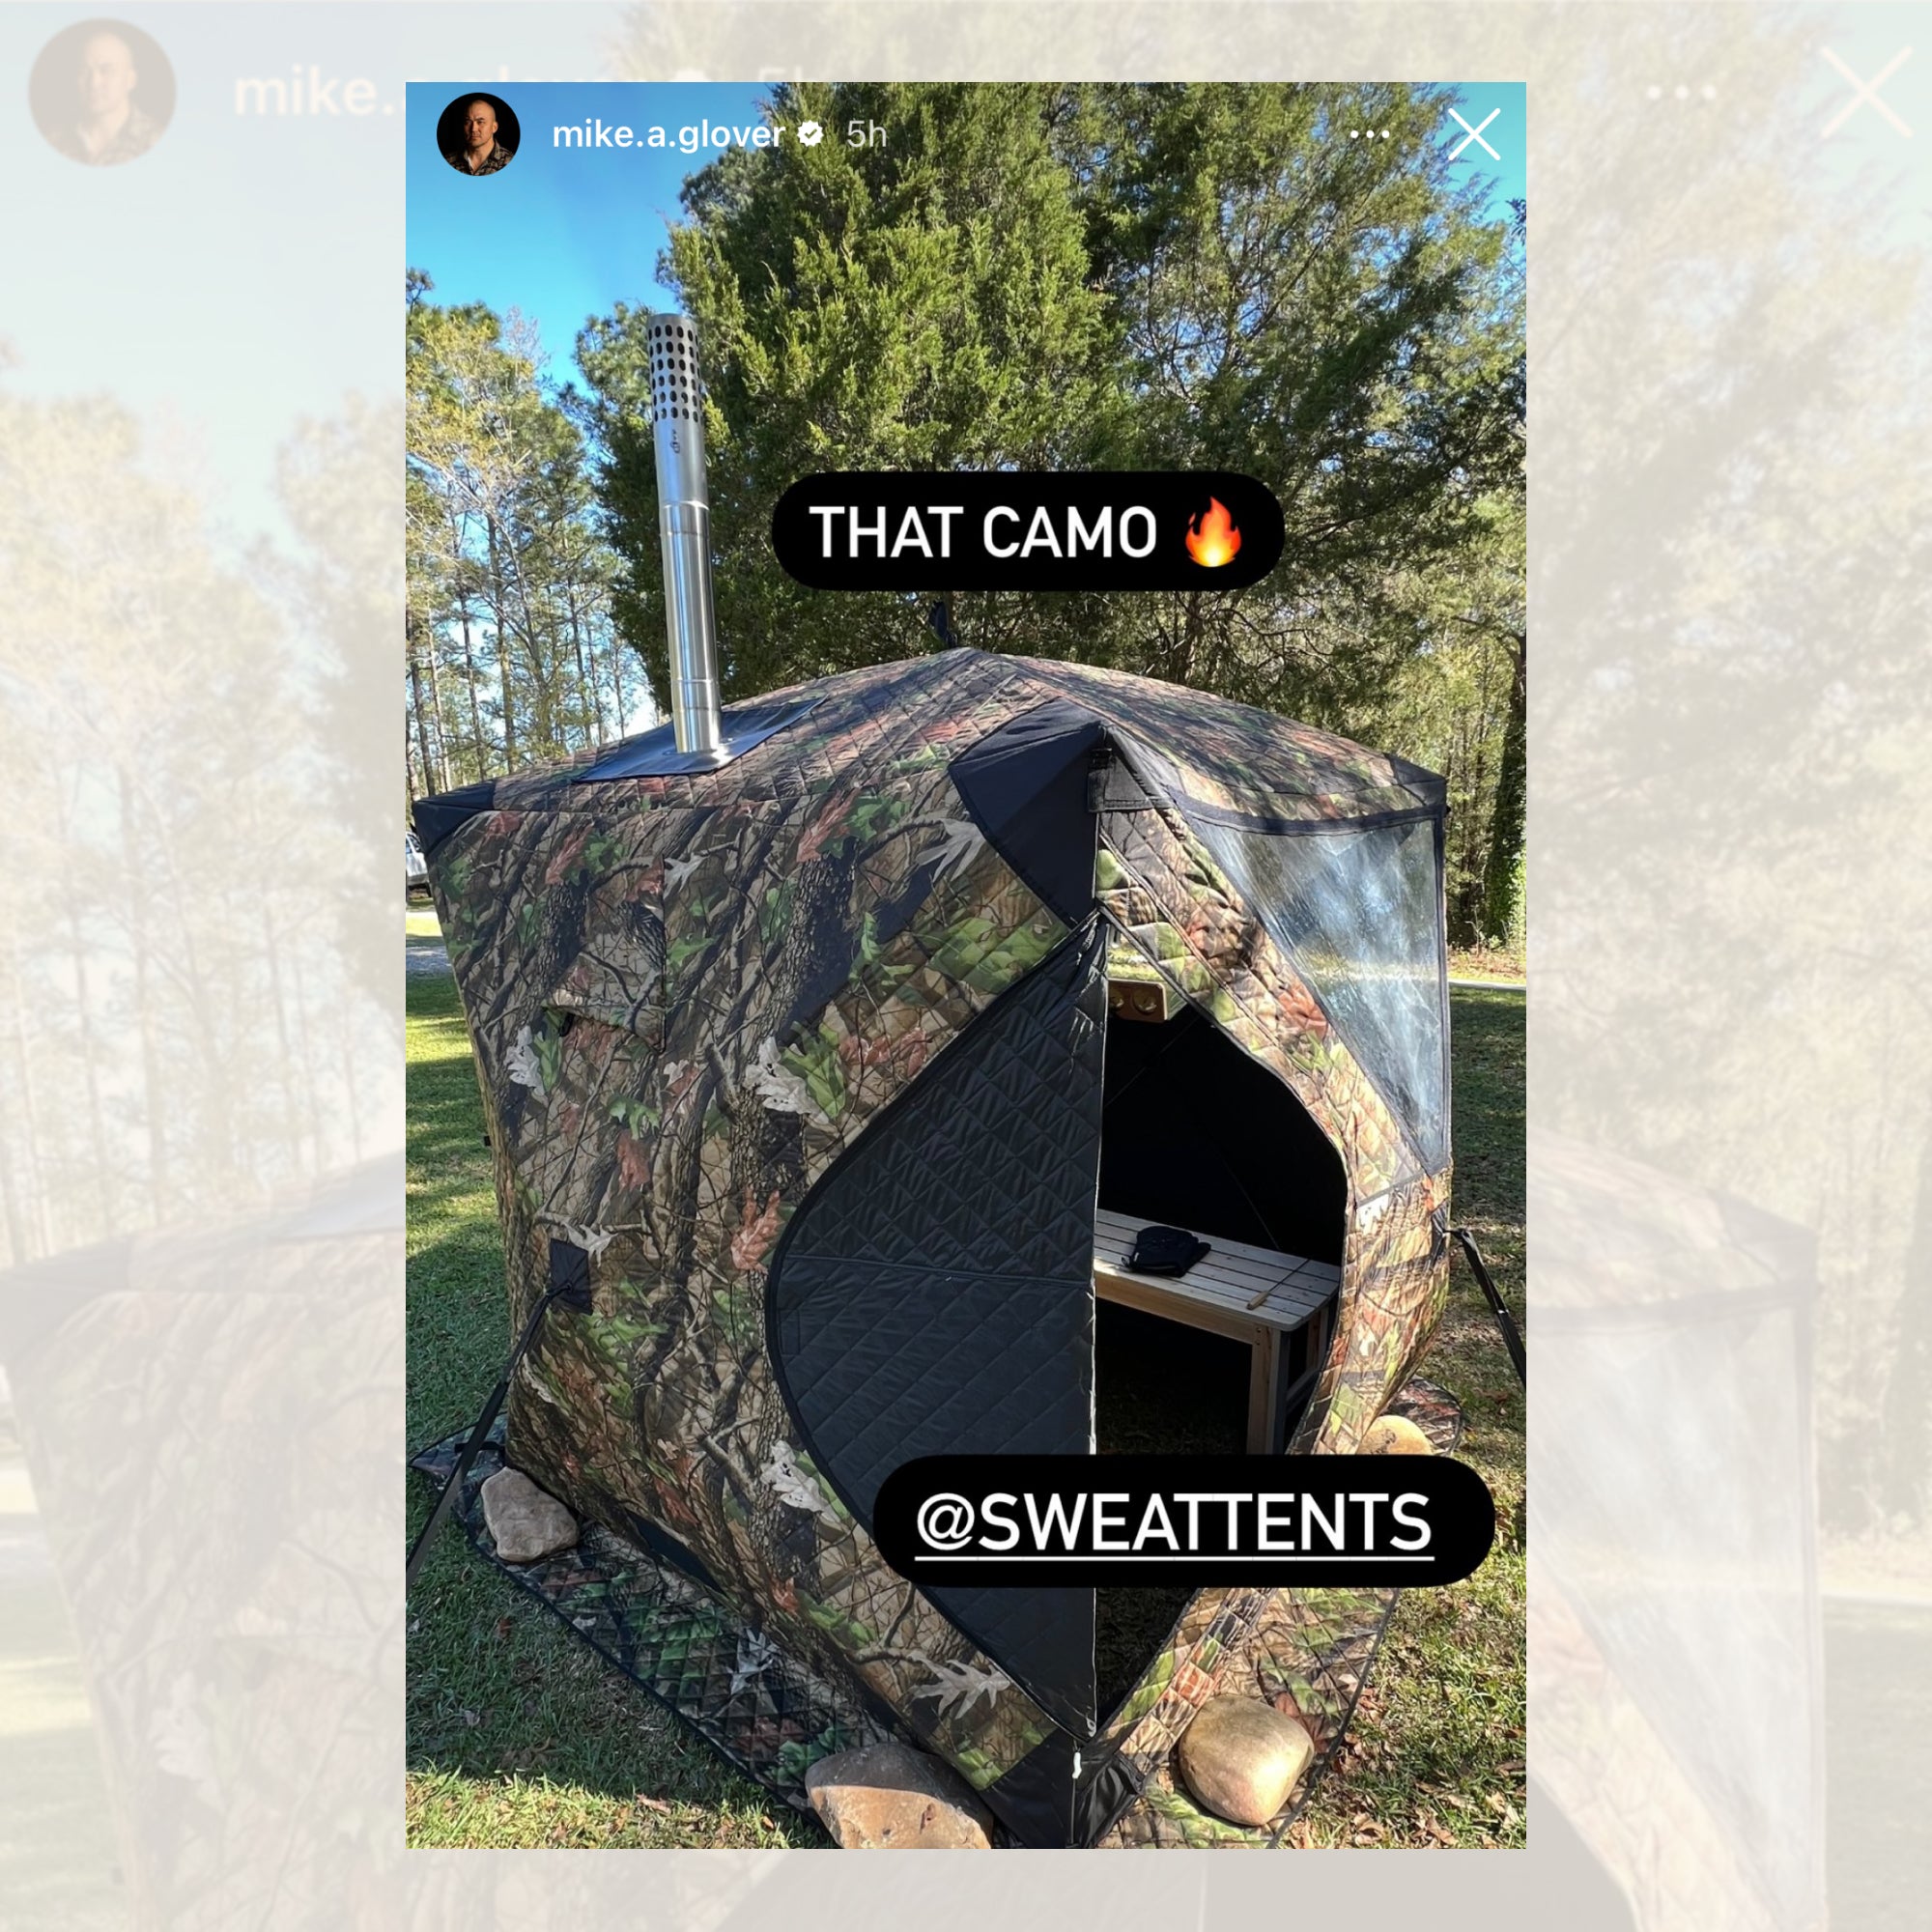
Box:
413 646 1455 1847
408 1377 1463 1844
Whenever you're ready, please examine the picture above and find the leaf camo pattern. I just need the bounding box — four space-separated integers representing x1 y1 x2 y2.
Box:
420 647 1456 1833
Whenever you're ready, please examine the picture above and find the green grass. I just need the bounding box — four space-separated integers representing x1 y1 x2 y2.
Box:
407 971 1523 1849
1292 983 1526 1848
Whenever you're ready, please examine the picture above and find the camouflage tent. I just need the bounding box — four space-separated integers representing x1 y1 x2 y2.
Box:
414 646 1454 1848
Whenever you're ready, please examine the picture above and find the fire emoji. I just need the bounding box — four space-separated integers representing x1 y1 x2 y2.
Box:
1184 497 1242 568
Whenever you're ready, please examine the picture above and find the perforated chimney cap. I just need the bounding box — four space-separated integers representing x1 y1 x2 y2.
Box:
648 314 700 424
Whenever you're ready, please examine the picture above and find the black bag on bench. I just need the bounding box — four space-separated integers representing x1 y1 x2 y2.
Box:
1125 1224 1212 1277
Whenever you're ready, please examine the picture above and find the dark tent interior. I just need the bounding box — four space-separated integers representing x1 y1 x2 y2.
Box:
1092 997 1350 1719
1097 1002 1347 1267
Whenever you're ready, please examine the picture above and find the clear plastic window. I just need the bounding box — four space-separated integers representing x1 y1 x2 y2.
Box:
1183 810 1449 1171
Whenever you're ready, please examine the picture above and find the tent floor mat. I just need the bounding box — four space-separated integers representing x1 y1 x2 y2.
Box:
409 1374 1463 1846
1094 1374 1467 1849
408 1421 889 1819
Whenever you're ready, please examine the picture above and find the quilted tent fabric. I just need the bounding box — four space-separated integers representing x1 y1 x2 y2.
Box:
415 645 1453 1845
770 923 1109 1738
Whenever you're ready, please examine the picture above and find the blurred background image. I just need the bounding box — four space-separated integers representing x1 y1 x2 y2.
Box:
0 5 1927 1929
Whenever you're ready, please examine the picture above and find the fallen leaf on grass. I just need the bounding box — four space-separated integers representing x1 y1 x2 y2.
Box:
1350 1812 1386 1846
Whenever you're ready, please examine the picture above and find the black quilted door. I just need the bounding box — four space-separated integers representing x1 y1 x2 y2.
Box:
767 923 1107 1737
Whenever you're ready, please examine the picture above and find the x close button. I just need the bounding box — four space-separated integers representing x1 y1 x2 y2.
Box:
1821 45 1914 139
1449 106 1500 159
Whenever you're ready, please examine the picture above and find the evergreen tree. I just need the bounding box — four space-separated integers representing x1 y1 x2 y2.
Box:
407 275 635 781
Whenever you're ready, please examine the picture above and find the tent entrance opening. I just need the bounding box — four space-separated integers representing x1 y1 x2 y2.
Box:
1093 995 1347 1454
1092 992 1349 1721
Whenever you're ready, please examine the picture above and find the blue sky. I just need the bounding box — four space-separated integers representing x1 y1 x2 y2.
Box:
407 80 1528 389
405 79 765 377
1444 82 1527 211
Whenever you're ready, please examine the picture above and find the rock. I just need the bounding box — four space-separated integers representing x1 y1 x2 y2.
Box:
1176 1694 1315 1827
479 1466 579 1563
805 1740 994 1849
1362 1413 1434 1455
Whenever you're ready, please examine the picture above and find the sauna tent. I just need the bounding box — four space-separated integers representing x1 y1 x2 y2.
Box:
414 645 1455 1848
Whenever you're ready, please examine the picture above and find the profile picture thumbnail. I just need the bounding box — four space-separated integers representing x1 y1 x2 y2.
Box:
438 93 520 178
30 18 175 167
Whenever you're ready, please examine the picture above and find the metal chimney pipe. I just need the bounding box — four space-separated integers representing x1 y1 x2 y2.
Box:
646 312 724 762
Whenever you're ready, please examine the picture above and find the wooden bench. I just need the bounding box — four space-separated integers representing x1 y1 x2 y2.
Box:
1093 1207 1341 1455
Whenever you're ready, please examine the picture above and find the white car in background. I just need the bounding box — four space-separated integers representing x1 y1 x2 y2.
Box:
406 831 431 901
